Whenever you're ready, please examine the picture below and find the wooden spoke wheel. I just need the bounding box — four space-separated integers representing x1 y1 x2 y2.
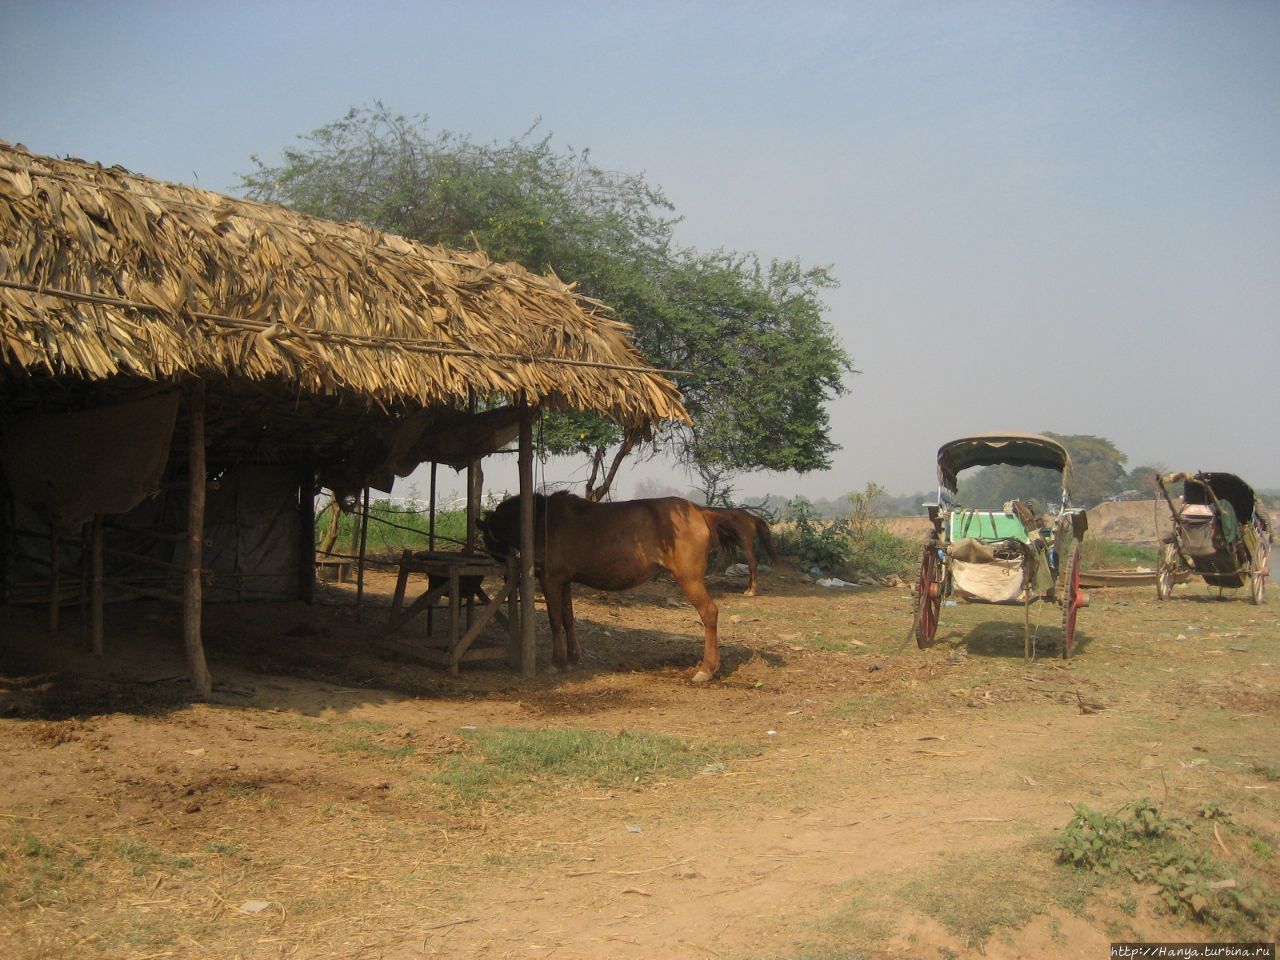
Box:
914 545 943 648
1155 541 1179 601
1060 542 1084 659
1250 540 1268 605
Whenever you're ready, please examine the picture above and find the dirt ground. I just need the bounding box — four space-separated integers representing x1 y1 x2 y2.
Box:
1 554 1277 959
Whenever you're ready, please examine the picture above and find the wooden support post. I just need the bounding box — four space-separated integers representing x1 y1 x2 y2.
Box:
355 486 370 621
427 460 437 634
90 513 104 655
47 524 59 633
427 462 438 551
466 458 483 552
465 390 481 553
518 400 536 677
184 381 212 697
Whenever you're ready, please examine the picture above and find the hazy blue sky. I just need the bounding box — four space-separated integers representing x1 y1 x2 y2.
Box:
3 0 1277 501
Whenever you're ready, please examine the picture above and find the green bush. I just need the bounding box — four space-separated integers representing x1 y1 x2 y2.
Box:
775 487 917 580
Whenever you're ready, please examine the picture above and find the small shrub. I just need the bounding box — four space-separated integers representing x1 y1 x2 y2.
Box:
777 497 855 572
1057 799 1276 938
776 487 916 579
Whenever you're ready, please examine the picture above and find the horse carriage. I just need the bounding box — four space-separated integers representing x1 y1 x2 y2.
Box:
1154 471 1271 604
913 433 1089 659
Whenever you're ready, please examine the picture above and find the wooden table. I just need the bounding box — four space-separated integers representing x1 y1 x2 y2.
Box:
384 550 519 674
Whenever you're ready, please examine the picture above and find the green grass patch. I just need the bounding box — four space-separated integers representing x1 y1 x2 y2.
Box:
901 845 1066 948
1 831 89 908
433 727 758 803
113 837 194 876
318 498 470 557
763 889 891 960
1057 797 1280 940
1080 537 1158 570
328 736 416 759
305 719 418 761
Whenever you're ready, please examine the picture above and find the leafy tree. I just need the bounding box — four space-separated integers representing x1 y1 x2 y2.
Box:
1121 464 1165 499
242 105 854 498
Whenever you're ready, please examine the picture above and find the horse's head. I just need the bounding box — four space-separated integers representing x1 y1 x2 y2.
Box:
477 501 513 560
478 494 551 560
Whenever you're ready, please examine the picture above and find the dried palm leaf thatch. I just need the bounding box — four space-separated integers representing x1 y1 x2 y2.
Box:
0 141 689 429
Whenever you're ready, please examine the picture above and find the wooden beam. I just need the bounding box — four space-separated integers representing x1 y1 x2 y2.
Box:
518 400 536 677
183 381 212 697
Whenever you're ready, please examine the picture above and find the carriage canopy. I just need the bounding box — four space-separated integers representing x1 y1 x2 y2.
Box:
1163 472 1259 528
936 432 1072 493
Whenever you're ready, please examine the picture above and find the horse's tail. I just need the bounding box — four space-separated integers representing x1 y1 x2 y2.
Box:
752 514 781 563
702 509 738 553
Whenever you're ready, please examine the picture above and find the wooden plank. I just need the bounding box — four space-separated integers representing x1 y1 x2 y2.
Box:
391 549 412 614
450 576 516 672
384 582 450 635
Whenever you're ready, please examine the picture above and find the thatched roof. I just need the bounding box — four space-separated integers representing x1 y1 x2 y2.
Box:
0 140 688 429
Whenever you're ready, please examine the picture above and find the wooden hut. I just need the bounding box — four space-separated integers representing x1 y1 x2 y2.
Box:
0 140 688 692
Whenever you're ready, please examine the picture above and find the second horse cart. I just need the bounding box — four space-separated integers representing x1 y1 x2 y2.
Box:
1155 471 1270 604
913 433 1089 659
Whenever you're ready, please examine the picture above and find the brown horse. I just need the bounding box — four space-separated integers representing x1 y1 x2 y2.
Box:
708 507 779 596
478 492 730 682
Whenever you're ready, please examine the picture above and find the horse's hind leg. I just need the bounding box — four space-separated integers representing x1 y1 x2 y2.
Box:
742 540 759 597
543 578 570 671
673 573 719 683
561 583 582 665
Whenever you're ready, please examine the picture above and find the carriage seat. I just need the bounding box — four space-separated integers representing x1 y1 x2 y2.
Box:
948 509 1031 544
1180 501 1241 546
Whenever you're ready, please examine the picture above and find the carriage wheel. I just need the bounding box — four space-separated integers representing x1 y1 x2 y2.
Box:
914 545 943 648
1155 541 1178 601
1250 541 1268 605
1060 542 1084 659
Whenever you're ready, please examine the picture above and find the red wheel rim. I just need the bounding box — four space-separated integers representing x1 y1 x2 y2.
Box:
1062 546 1082 657
916 546 942 648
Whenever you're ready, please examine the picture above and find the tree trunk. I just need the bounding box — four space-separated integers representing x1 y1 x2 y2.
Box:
318 493 342 555
584 430 638 502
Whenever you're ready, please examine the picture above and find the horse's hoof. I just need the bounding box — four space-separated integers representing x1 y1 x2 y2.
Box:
691 669 714 684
